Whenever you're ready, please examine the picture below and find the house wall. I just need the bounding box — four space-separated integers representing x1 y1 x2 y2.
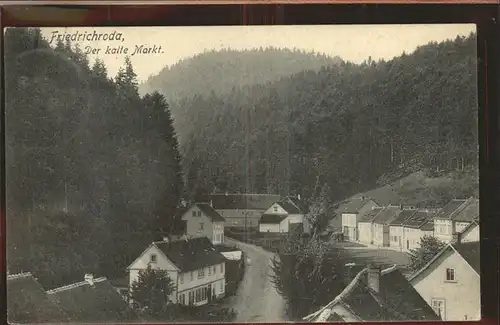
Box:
128 245 179 303
212 222 225 245
455 222 471 234
403 227 424 251
217 209 262 229
389 226 405 250
372 223 384 246
461 225 479 243
411 249 480 321
288 214 304 224
357 222 373 244
264 203 288 215
183 206 214 242
259 223 281 233
342 213 357 240
434 219 454 243
177 262 226 306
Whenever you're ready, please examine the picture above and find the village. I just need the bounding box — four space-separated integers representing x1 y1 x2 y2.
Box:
8 192 480 322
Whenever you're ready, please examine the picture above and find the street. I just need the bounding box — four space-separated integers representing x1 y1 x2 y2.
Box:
222 238 286 322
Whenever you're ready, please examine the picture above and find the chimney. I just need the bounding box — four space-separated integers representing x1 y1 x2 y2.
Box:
84 273 94 286
400 204 403 210
163 236 170 243
451 232 461 245
367 264 381 293
361 195 365 200
297 194 301 201
210 200 213 207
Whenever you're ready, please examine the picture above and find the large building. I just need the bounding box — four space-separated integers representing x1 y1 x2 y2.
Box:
202 193 281 229
340 197 379 241
433 198 478 243
127 236 227 307
180 203 226 245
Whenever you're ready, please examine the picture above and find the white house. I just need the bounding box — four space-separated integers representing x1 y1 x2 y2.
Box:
127 237 227 307
389 209 417 251
202 193 281 229
408 239 480 321
259 214 289 233
181 203 226 245
264 197 305 224
371 206 402 247
400 210 436 252
460 219 479 243
340 197 379 241
357 207 383 245
433 198 478 243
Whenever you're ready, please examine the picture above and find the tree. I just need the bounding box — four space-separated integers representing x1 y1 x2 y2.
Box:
408 235 446 273
306 183 332 236
130 265 176 319
270 231 349 319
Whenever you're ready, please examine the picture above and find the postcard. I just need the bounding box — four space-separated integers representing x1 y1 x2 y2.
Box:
4 24 479 323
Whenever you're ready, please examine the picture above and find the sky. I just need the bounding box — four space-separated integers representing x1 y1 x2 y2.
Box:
40 24 476 83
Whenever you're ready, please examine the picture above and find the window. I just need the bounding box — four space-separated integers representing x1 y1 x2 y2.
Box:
431 299 445 320
220 263 224 273
179 293 185 305
213 266 216 274
180 274 184 284
446 268 455 281
220 281 224 293
208 267 212 276
198 268 205 278
189 291 194 305
150 254 157 263
192 211 196 217
200 222 204 230
273 206 278 212
190 272 194 281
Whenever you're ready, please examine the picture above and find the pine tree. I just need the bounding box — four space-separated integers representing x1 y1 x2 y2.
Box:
408 235 446 273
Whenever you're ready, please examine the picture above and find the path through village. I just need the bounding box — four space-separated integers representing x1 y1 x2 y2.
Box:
222 238 287 322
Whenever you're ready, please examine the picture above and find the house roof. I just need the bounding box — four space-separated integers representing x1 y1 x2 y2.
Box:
7 272 70 323
460 219 479 237
432 198 468 220
155 236 227 272
389 209 417 226
373 206 402 225
109 275 129 288
260 213 288 224
358 207 384 223
404 210 435 229
409 241 480 283
276 200 302 214
47 277 135 322
286 196 309 213
203 193 281 210
452 198 479 222
340 197 375 214
195 203 226 222
419 219 434 231
304 266 439 322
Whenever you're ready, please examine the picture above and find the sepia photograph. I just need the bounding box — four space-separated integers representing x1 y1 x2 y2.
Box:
5 24 479 323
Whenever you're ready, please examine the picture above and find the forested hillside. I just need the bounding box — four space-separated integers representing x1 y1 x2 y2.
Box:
5 28 184 288
177 33 478 204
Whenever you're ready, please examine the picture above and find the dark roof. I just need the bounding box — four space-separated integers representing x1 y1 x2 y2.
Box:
420 219 434 231
452 241 480 274
358 207 384 223
47 277 135 322
453 198 479 222
340 197 375 214
309 267 439 321
7 272 70 323
373 206 402 225
389 209 417 226
203 193 281 210
286 196 309 213
109 276 129 288
155 237 227 272
432 199 468 220
276 200 302 214
260 214 288 224
195 203 226 222
404 210 435 228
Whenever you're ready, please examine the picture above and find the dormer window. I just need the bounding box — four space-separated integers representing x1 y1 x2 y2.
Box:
150 254 157 263
273 206 278 212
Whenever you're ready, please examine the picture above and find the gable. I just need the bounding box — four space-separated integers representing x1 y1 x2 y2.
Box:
264 203 288 215
181 206 210 223
127 244 179 271
410 247 478 286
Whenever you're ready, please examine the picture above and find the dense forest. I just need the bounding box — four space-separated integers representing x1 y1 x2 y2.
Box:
5 28 184 288
141 33 478 204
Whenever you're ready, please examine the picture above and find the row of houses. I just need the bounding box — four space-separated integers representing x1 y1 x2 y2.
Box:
341 196 479 251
